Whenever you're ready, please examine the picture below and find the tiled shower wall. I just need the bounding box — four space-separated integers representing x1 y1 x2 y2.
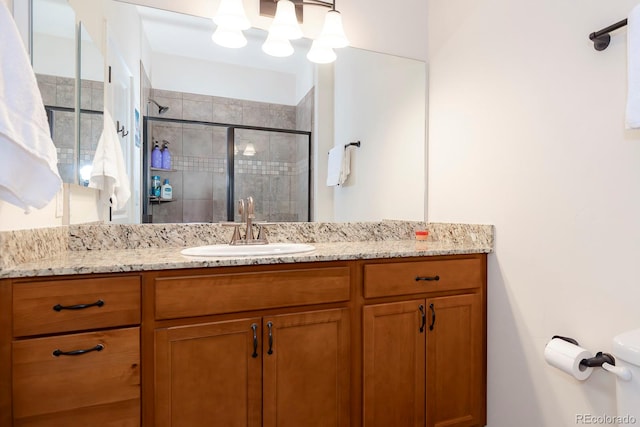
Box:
36 74 103 184
146 88 312 223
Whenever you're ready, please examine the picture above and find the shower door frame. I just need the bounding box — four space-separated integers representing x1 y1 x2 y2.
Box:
142 116 313 223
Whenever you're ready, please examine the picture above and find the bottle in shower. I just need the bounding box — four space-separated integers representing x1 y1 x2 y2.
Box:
161 140 172 169
151 141 162 168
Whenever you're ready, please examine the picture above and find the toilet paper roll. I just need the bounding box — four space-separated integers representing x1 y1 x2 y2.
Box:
544 338 594 381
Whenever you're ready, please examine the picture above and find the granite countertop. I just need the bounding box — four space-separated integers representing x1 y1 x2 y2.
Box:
3 239 492 278
0 221 494 279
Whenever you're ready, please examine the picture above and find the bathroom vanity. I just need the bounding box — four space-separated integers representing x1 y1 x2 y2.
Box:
0 222 491 427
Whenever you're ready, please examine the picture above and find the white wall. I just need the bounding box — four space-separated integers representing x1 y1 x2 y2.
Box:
0 192 63 231
32 33 75 78
151 52 300 105
428 0 640 426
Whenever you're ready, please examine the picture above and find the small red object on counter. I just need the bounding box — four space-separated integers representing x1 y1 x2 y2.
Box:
415 230 429 241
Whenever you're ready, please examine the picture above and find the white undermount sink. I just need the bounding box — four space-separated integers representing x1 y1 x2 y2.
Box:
180 243 316 257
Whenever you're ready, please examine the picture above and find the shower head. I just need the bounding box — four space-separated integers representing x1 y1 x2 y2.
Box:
148 98 169 114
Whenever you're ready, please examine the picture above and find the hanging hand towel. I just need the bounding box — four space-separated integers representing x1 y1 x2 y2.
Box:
0 1 62 211
326 146 343 186
89 111 131 210
340 146 354 184
626 4 640 128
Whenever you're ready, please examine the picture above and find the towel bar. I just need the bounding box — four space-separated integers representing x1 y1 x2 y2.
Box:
344 141 360 149
589 18 627 51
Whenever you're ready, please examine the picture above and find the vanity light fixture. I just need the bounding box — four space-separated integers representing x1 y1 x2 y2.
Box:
268 0 303 41
211 0 349 63
243 143 256 156
212 0 251 48
262 32 295 57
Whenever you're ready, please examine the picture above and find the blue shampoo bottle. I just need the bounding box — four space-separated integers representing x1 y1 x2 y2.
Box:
161 140 172 170
151 141 162 168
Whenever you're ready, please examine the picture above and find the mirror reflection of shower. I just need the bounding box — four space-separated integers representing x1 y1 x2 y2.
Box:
148 98 169 115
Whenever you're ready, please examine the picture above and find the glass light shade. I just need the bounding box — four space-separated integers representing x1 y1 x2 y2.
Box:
262 33 294 57
212 26 247 48
306 40 336 64
213 0 250 30
79 164 92 182
316 10 349 48
243 143 256 156
268 0 303 40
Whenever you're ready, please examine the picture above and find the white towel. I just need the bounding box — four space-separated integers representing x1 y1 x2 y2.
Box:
326 145 353 186
341 146 353 184
627 5 640 128
326 146 343 186
89 111 131 210
0 1 62 211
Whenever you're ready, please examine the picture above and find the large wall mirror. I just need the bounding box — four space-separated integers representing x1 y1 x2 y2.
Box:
37 0 426 224
137 5 315 224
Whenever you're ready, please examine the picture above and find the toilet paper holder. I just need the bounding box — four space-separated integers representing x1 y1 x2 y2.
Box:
552 335 631 380
553 335 615 368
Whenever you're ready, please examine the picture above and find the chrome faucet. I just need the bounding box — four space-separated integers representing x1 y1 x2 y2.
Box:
225 196 268 245
244 196 255 241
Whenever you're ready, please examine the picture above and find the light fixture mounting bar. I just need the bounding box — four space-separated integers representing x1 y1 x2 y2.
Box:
259 0 303 20
299 0 335 10
259 0 337 20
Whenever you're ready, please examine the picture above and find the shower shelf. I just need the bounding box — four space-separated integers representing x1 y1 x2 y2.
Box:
149 196 176 204
150 167 176 172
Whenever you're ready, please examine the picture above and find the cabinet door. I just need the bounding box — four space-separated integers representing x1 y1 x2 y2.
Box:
426 293 483 427
263 308 350 427
363 300 426 427
155 318 262 427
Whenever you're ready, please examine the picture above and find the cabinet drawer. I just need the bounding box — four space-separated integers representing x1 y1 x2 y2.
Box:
155 267 351 320
13 276 141 337
12 327 140 423
363 257 483 298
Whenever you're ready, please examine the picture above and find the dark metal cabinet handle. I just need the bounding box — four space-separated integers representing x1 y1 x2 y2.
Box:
267 321 274 355
53 299 104 312
251 323 259 358
429 303 436 331
415 275 440 282
419 304 426 333
52 343 104 357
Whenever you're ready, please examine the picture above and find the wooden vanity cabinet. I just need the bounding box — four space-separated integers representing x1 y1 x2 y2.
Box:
148 264 352 427
2 253 487 427
361 255 486 427
7 275 142 427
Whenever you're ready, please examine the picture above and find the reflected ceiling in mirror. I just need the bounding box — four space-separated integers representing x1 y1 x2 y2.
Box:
137 5 315 106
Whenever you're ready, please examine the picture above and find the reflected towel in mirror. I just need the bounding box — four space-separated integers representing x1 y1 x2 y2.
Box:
327 145 351 186
0 1 62 212
89 111 131 210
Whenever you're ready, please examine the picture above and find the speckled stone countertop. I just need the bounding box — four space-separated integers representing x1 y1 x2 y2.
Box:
0 221 494 279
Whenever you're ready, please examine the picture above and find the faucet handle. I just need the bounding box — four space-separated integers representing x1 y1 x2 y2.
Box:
246 196 255 218
238 199 245 221
220 222 243 245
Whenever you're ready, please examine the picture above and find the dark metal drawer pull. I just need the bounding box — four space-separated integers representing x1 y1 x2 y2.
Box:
267 321 274 355
52 344 104 357
415 275 440 282
429 303 436 331
53 299 105 312
251 323 259 358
